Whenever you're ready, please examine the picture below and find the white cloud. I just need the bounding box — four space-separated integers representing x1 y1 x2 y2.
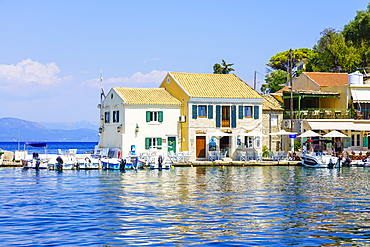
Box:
0 59 72 89
83 70 168 89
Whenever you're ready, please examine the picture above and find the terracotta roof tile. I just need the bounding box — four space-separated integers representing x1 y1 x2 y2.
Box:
304 72 348 87
114 87 181 105
170 72 262 99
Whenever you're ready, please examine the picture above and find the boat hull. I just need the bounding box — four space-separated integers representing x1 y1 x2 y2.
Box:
22 159 48 169
300 153 339 168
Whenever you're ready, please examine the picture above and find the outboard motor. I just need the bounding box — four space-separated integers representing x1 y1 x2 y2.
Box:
119 159 126 170
35 158 40 170
56 156 63 171
342 157 352 167
158 156 163 170
328 157 336 169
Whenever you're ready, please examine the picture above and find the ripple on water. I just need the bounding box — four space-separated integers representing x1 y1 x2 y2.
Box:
1 166 370 246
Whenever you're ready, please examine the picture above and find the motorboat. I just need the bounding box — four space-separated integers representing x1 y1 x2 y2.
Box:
128 156 148 169
21 142 49 170
149 155 172 169
299 152 340 168
101 158 133 170
21 153 48 169
48 155 76 170
76 156 101 170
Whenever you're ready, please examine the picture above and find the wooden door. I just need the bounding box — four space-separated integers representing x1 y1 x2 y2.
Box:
196 136 206 158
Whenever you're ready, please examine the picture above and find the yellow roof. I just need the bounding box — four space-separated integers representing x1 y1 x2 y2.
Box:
170 72 262 99
113 87 181 105
262 94 283 111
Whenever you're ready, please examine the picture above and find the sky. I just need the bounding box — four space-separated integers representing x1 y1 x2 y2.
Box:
0 0 369 124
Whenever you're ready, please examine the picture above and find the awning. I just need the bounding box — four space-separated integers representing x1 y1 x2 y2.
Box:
353 123 370 131
25 142 47 148
308 121 357 130
351 89 370 103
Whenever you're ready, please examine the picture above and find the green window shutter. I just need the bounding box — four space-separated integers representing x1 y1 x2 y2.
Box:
192 105 197 119
146 111 151 122
216 105 221 127
231 105 237 128
238 105 243 119
157 138 162 149
145 138 150 149
208 105 213 119
158 111 163 122
254 105 259 119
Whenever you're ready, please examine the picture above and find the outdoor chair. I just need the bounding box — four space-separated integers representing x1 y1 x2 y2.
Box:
238 151 247 161
209 151 217 161
169 151 178 162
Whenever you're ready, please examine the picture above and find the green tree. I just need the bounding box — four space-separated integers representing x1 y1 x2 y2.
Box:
213 59 235 74
260 70 287 94
266 48 313 73
343 3 370 67
307 28 362 72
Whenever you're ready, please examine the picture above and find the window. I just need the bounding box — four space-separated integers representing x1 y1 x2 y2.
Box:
244 136 253 148
151 112 158 121
146 111 163 122
113 110 119 123
222 106 230 127
352 135 355 146
104 111 110 123
198 105 207 118
244 106 253 118
271 116 277 126
145 137 162 149
357 134 360 146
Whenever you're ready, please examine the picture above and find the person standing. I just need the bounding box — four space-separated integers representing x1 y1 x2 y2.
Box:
335 138 342 156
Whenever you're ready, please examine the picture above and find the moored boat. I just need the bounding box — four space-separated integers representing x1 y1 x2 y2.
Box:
76 156 101 170
299 152 340 168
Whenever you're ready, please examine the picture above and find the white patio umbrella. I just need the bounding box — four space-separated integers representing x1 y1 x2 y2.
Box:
270 129 298 152
322 130 348 138
297 130 321 138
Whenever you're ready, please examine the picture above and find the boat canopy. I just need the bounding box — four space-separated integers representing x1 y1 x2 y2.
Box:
25 142 47 148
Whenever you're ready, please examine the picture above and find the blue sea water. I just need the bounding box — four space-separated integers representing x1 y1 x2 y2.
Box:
1 166 370 246
0 142 98 154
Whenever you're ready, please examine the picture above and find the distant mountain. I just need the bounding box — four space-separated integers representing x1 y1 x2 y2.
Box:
38 120 99 130
0 117 99 142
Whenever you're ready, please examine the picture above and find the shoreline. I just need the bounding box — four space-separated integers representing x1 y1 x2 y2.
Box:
1 160 302 168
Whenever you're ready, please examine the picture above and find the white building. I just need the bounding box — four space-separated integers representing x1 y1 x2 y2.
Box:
98 87 182 157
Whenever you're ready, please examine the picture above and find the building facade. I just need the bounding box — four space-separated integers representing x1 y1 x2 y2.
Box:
98 87 181 157
160 72 263 161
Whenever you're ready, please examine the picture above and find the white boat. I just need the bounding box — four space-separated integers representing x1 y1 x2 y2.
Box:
299 152 340 168
21 156 48 169
149 155 172 169
0 150 4 165
76 156 101 170
48 156 76 170
21 142 49 169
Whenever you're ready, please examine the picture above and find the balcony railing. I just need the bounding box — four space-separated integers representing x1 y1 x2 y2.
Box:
283 108 354 120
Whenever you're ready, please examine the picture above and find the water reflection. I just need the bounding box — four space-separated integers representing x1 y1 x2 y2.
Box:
1 166 370 246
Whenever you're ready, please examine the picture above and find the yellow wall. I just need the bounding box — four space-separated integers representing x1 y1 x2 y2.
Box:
320 85 348 109
159 73 190 151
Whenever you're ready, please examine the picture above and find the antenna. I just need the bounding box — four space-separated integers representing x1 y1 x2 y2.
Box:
100 68 106 103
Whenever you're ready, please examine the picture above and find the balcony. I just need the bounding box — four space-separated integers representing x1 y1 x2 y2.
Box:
283 108 353 120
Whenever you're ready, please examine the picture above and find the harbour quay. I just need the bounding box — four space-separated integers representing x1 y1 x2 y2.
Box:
172 160 302 167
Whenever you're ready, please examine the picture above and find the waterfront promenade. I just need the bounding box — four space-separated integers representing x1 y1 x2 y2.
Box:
1 160 302 168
